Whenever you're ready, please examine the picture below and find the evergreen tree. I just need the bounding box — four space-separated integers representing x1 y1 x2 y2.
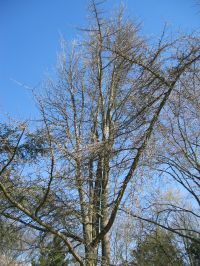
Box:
132 230 185 266
32 236 72 266
186 239 200 266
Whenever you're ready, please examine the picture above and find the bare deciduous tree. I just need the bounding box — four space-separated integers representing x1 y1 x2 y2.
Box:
0 1 200 265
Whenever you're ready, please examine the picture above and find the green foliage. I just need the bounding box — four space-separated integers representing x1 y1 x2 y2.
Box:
32 236 75 266
0 123 49 163
23 129 50 159
0 218 24 265
132 230 185 266
186 239 200 266
0 219 19 253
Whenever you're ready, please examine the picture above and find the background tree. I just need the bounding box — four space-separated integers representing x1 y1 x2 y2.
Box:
186 239 200 266
31 235 75 266
0 218 29 266
131 229 185 266
120 56 200 249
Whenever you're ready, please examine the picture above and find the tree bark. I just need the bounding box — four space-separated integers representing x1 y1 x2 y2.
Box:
101 152 111 265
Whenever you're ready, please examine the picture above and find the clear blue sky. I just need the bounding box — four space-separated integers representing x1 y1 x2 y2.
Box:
0 0 199 121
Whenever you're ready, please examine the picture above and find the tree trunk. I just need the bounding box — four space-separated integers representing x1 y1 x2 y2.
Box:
85 247 98 266
101 154 110 265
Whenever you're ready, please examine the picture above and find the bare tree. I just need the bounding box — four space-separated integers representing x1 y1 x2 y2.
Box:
120 59 200 258
147 62 200 239
0 1 200 265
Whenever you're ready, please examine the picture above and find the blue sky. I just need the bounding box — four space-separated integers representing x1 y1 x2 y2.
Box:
0 0 199 121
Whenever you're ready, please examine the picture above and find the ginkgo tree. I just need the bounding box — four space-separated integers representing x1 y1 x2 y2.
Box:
0 1 200 265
